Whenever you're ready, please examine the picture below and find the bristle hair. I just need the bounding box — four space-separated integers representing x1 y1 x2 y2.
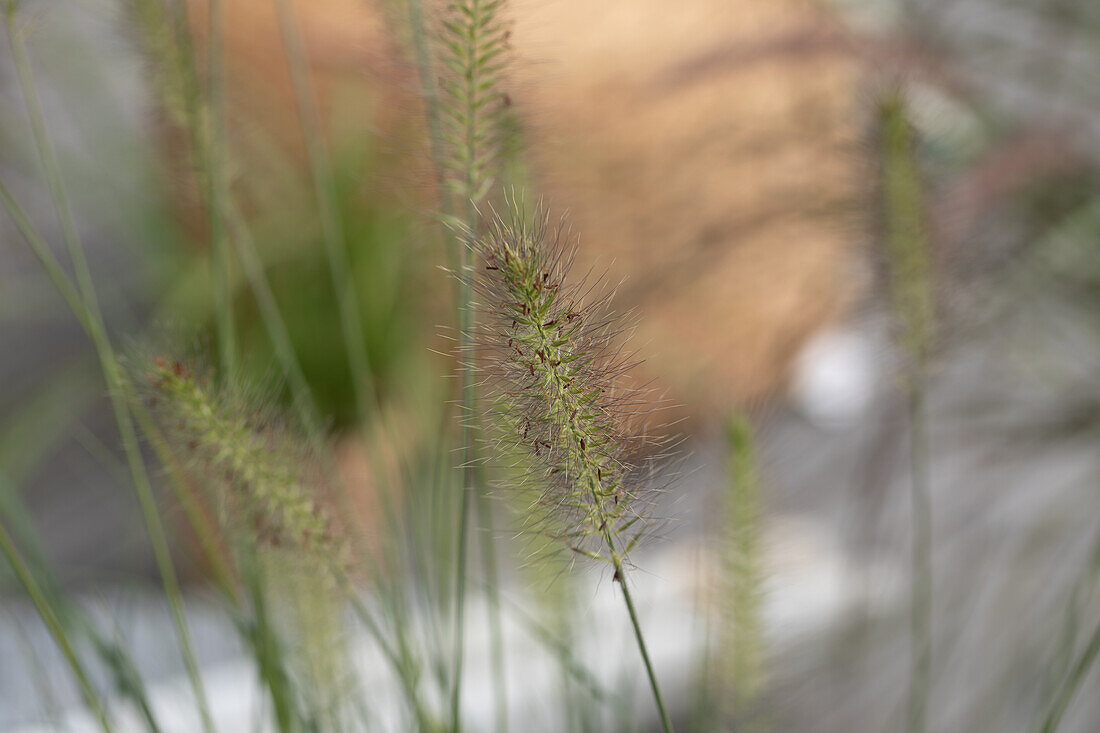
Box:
466 198 672 566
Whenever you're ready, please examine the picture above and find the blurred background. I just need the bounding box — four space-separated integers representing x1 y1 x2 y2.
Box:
3 0 1100 730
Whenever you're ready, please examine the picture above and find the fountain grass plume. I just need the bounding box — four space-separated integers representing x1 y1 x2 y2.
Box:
146 358 341 566
146 357 368 728
437 0 509 211
125 0 197 132
719 414 765 728
878 90 935 733
431 0 512 728
465 198 676 731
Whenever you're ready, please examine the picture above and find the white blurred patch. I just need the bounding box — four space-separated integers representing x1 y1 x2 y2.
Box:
789 327 877 428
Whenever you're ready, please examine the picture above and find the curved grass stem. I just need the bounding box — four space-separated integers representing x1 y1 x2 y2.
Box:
1037 615 1100 733
905 382 932 733
612 549 675 733
3 8 215 730
206 0 234 381
0 522 112 732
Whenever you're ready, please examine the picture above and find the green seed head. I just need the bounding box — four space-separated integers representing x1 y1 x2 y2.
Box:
469 201 670 566
147 358 341 566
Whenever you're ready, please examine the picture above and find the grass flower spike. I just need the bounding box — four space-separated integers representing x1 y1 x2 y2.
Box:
438 0 509 210
880 93 935 369
148 359 338 563
469 200 675 732
472 205 659 564
878 91 935 733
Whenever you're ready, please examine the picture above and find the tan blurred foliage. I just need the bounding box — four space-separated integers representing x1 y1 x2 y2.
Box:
186 0 862 417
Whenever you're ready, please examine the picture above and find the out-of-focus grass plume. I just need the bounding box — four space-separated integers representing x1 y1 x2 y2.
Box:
718 414 765 729
471 204 662 565
879 92 936 371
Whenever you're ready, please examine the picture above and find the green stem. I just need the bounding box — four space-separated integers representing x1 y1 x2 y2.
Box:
2 176 240 609
450 0 493 723
474 478 509 733
408 0 507 726
158 0 326 449
3 9 215 731
206 0 235 380
1 470 163 733
341 573 435 731
241 559 299 733
450 202 477 733
272 0 380 420
492 586 608 702
407 0 459 274
612 550 674 733
1038 615 1100 733
905 380 932 733
222 202 326 446
0 180 89 332
0 522 112 732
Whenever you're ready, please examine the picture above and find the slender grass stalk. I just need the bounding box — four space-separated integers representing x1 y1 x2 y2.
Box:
268 18 449 712
615 561 675 732
879 92 935 733
240 556 303 733
340 571 439 731
86 627 164 733
690 544 716 733
905 382 932 733
1031 530 1100 732
131 10 449 725
451 180 476 730
0 371 94 575
405 0 451 244
489 586 609 703
1037 614 1100 733
131 0 327 447
222 201 327 443
0 179 90 332
0 474 51 581
2 8 215 730
9 605 65 728
205 0 235 380
425 0 511 727
0 522 112 732
474 473 509 733
0 391 164 732
129 0 233 383
1 470 164 733
516 546 590 732
272 0 380 420
3 176 240 610
469 203 674 732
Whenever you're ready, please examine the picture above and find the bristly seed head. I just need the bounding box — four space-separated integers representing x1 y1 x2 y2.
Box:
466 199 671 566
148 360 343 568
